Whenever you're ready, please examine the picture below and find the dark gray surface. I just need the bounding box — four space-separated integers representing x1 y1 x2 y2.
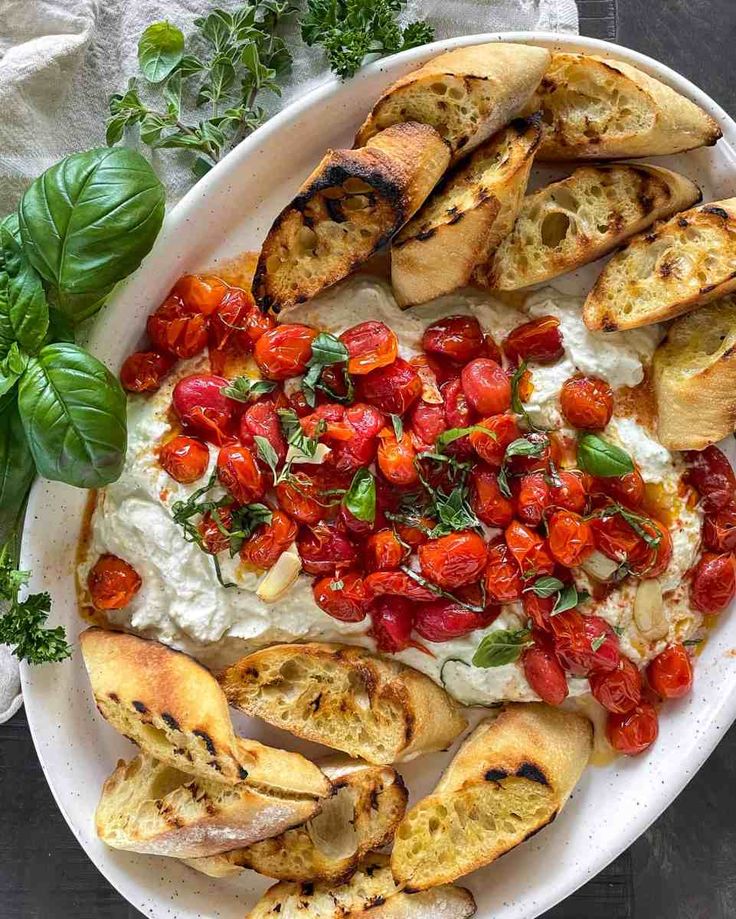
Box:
3 1 736 916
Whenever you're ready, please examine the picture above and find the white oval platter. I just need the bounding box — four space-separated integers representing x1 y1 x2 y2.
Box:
20 30 736 919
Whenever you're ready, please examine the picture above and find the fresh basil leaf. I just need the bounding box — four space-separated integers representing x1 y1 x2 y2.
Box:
138 21 185 83
310 331 349 366
0 215 49 356
221 376 276 402
552 583 589 615
343 468 376 523
18 148 165 323
505 436 548 459
430 484 481 537
45 308 76 344
17 343 127 488
591 633 606 652
390 413 403 440
577 433 634 478
254 435 280 479
0 397 36 544
497 464 512 499
435 424 491 452
525 575 565 598
604 502 662 549
301 362 322 408
472 628 532 668
0 344 29 398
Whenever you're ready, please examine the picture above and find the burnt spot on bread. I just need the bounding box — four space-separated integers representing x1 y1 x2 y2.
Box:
193 730 216 756
369 786 381 811
132 700 148 714
703 205 729 220
239 766 249 780
302 883 314 896
446 208 464 226
678 217 690 228
161 712 180 731
602 318 620 333
368 897 386 909
414 226 437 242
324 197 348 224
107 692 120 703
516 762 549 785
309 693 322 713
485 768 509 782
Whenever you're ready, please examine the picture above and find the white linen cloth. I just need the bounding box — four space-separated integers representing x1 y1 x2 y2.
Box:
0 0 578 723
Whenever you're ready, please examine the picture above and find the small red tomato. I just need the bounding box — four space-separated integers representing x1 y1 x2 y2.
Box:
469 413 521 467
87 554 142 610
198 508 233 554
523 640 569 705
414 600 487 642
209 288 274 367
517 472 551 526
422 315 485 363
330 403 385 472
217 444 264 504
470 465 515 527
589 658 642 714
240 511 297 569
394 519 434 550
172 374 238 445
418 531 488 589
147 295 209 359
550 470 587 513
591 469 645 508
313 572 369 622
357 358 422 415
461 358 511 415
684 446 736 514
690 552 736 613
607 702 659 756
159 435 209 484
627 519 672 579
547 509 595 568
365 530 405 572
551 611 620 675
297 522 358 575
703 504 736 552
484 539 524 603
276 474 324 525
506 432 553 476
591 509 672 578
120 350 175 393
240 401 287 465
503 316 564 365
287 389 312 417
647 643 693 699
363 570 437 602
302 402 345 438
172 274 227 316
409 400 448 448
338 503 375 538
560 375 614 430
522 591 555 632
442 378 474 429
340 321 398 375
377 427 418 486
254 324 317 380
370 596 415 652
505 521 555 578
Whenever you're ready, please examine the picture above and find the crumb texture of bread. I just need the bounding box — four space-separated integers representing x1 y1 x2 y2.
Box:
534 52 722 160
391 703 592 890
246 853 477 919
184 758 408 882
355 43 550 158
252 123 449 313
484 164 701 290
653 297 736 449
219 643 467 765
391 116 541 307
95 752 321 858
584 198 736 331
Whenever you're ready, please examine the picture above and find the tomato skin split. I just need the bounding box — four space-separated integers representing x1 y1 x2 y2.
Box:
120 350 175 393
241 511 297 570
418 531 488 589
254 324 317 380
340 321 398 375
590 657 642 714
159 435 210 484
313 572 369 622
88 554 141 610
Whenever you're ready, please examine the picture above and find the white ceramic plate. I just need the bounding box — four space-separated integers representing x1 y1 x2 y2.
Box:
20 31 736 919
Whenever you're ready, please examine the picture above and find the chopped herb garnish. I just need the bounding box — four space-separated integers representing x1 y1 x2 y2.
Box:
524 575 565 598
472 628 533 668
220 377 276 402
301 331 353 407
591 632 607 652
400 565 485 613
390 413 403 440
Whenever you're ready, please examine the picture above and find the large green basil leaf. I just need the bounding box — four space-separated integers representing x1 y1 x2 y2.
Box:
138 21 185 83
18 343 127 488
0 214 49 356
18 148 165 323
0 343 29 399
0 395 36 545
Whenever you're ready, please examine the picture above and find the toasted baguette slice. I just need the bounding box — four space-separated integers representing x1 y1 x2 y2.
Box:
391 703 592 890
96 752 323 858
185 758 408 881
220 643 467 765
355 43 550 159
653 298 736 449
391 116 541 307
236 737 331 800
534 52 721 160
584 198 736 331
480 164 701 290
252 123 449 313
247 853 476 919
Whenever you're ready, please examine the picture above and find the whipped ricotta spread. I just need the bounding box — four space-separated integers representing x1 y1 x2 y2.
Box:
80 274 703 703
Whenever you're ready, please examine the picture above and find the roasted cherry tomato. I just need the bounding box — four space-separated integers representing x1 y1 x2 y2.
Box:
517 472 551 526
297 522 358 575
377 427 418 486
484 539 524 603
240 510 297 569
461 358 511 415
172 274 227 315
418 531 488 589
365 529 405 572
254 324 317 380
329 403 385 472
703 504 736 552
551 611 621 676
522 591 555 632
591 509 672 578
550 470 588 513
414 600 488 642
120 350 175 393
505 521 555 578
523 639 569 705
87 554 141 610
275 473 324 525
172 374 238 445
690 552 736 613
364 570 437 602
442 377 474 429
159 435 209 484
422 315 484 363
217 444 264 504
506 432 554 476
589 657 642 714
313 571 369 622
393 519 435 550
147 295 209 358
409 400 448 448
370 596 414 652
470 465 515 527
339 320 398 375
503 316 564 365
607 702 659 756
409 354 443 404
560 375 614 430
301 402 345 438
209 288 275 367
684 446 736 514
647 643 693 699
198 508 233 554
547 509 595 568
240 400 287 465
626 518 672 579
591 469 645 508
469 413 521 467
357 358 422 415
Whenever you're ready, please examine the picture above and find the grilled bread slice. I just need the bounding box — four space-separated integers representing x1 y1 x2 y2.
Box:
355 42 550 159
584 198 736 331
252 123 449 313
220 643 467 765
247 853 477 919
391 116 541 307
96 751 324 859
534 52 721 160
653 297 736 449
481 163 701 290
184 758 408 881
391 704 592 890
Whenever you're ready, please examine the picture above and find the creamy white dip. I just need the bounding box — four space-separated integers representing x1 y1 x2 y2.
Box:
80 274 703 703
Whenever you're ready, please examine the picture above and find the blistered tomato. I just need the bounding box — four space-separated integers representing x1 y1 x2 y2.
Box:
313 572 369 622
589 657 642 714
172 374 238 445
240 511 297 569
516 472 551 526
647 643 693 699
240 401 287 465
217 444 264 504
159 435 209 484
171 274 227 315
422 315 484 363
357 358 422 415
339 321 398 374
684 445 736 513
363 570 437 602
522 591 555 632
505 521 555 577
442 378 473 429
690 552 736 613
329 403 385 471
551 611 621 675
560 375 614 430
470 465 515 527
550 470 588 514
147 295 209 359
87 554 141 610
120 350 175 393
483 539 523 603
591 469 645 508
547 509 595 567
254 324 317 379
469 414 521 467
297 522 358 575
377 427 418 486
370 596 414 652
364 530 405 572
461 358 511 415
607 702 658 756
409 400 448 448
503 316 563 364
414 600 488 642
522 639 569 706
198 508 233 554
418 531 488 589
275 474 324 525
703 505 736 552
